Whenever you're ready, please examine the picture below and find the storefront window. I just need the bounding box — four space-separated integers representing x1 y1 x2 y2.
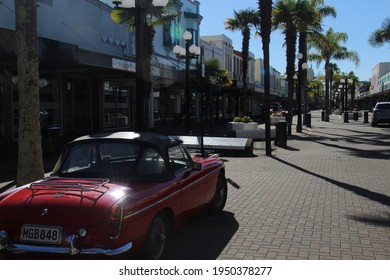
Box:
40 77 61 129
12 75 60 139
158 90 181 120
104 81 130 129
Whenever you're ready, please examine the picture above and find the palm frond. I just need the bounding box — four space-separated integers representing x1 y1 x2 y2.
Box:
368 17 390 47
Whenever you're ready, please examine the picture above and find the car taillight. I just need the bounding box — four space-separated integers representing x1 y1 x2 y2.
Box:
108 204 123 239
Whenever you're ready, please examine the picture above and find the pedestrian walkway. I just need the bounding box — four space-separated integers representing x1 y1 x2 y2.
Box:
164 111 390 260
212 111 390 259
1 111 390 260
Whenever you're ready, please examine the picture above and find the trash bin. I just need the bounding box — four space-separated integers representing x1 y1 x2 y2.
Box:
363 111 369 124
274 120 287 147
306 113 311 128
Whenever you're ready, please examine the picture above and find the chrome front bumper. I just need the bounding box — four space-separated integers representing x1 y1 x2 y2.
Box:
0 230 132 256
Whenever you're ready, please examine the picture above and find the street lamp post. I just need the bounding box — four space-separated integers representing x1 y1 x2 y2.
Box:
198 46 205 157
302 86 312 128
184 32 192 134
340 77 352 123
112 0 168 132
301 62 309 125
296 53 303 133
297 53 309 132
173 31 200 135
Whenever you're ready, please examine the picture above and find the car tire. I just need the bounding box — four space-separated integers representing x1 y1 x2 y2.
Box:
143 213 169 260
209 175 228 214
372 122 377 127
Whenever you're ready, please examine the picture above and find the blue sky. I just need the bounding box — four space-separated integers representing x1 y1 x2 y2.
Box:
199 0 390 81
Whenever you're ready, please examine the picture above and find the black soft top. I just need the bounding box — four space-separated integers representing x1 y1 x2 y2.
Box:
71 131 182 149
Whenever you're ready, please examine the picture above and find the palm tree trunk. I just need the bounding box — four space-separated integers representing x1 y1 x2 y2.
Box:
286 29 297 135
324 61 330 121
329 67 334 110
241 27 250 116
15 0 44 185
259 0 273 156
297 32 307 132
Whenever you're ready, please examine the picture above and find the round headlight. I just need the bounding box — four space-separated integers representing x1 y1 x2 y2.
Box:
78 228 88 237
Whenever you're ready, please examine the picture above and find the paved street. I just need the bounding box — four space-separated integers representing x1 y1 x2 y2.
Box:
165 111 390 260
1 111 390 260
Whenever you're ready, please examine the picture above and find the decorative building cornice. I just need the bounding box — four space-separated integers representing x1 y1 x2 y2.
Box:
183 12 203 22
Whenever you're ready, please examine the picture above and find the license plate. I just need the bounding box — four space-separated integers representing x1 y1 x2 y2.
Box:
20 225 62 244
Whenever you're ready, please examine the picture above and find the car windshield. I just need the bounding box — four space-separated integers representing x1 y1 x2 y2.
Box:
55 142 168 182
376 104 390 110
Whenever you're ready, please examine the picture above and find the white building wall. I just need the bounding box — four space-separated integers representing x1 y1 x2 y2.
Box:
200 34 234 79
200 39 224 67
370 62 390 94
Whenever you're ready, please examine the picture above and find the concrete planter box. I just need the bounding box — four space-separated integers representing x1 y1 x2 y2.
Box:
227 122 258 131
270 116 285 125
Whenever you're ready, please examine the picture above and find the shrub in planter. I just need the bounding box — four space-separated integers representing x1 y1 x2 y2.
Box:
233 116 253 123
228 116 257 132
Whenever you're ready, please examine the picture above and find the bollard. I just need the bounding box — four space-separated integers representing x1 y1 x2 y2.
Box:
274 120 287 148
363 111 369 123
306 113 311 128
353 112 359 121
321 111 325 121
344 111 349 123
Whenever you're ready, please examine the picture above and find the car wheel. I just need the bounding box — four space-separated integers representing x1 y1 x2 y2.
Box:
209 175 228 214
143 213 169 260
372 122 377 127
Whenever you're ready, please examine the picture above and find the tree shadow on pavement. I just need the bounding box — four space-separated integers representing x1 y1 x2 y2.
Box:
312 140 390 160
164 211 239 259
271 156 390 209
296 133 390 160
313 128 390 146
349 213 390 228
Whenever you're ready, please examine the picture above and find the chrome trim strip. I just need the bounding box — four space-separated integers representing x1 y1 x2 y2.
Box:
123 167 222 220
5 241 132 256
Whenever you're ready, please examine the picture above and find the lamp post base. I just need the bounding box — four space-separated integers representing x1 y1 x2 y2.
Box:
344 112 349 123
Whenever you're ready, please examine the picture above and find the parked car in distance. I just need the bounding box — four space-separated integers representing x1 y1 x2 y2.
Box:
371 102 390 127
0 132 227 259
270 102 287 116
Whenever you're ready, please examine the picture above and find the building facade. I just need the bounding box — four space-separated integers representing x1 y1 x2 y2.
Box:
0 0 201 148
356 62 390 108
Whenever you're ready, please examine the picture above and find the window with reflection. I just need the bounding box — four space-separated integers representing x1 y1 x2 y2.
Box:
104 81 130 129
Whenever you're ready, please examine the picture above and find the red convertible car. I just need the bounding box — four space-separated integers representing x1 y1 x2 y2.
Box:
0 132 227 259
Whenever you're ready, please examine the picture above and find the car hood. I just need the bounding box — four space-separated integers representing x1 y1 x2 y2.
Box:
0 178 129 226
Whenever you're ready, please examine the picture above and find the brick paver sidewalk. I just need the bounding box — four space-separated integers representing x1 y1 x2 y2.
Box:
217 111 390 259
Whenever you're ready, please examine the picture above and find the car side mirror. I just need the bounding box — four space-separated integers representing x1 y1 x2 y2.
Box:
192 162 202 171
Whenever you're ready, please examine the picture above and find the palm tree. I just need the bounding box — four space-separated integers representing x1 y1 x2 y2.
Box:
342 71 359 110
111 1 177 131
297 0 336 127
259 0 273 156
369 17 390 48
202 59 232 132
15 0 44 185
328 62 340 107
308 27 360 121
225 8 260 116
308 79 324 109
273 0 306 135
